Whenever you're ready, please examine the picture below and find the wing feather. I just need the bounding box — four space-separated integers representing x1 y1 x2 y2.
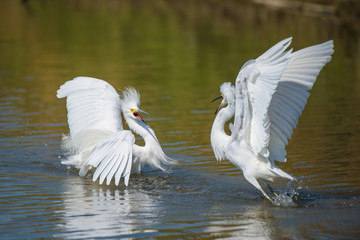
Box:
83 130 135 186
233 38 333 161
113 152 129 185
233 38 293 156
97 151 118 184
117 151 132 186
105 153 124 185
57 76 123 137
257 37 292 62
268 40 334 162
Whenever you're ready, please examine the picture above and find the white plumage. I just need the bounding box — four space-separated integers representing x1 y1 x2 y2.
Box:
211 38 334 202
57 77 175 186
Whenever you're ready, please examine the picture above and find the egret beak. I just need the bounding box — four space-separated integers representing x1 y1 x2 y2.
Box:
131 108 148 124
211 95 224 115
137 109 149 115
211 95 223 103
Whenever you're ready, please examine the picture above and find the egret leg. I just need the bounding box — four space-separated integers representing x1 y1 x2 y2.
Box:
266 182 278 198
259 187 274 203
245 175 275 203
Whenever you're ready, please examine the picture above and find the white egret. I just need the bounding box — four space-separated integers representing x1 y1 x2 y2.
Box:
211 38 334 202
57 77 175 186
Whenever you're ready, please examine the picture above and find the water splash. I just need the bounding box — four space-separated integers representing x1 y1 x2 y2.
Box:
273 181 301 207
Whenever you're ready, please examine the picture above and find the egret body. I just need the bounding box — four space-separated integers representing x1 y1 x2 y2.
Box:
211 38 334 202
57 77 174 186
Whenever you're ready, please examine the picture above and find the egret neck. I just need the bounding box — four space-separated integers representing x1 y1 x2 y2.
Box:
210 103 235 161
126 115 169 173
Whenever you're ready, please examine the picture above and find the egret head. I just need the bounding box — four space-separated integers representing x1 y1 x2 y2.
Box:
211 82 235 114
120 87 148 124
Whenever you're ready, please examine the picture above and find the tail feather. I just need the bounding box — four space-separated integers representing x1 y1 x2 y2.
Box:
270 166 294 181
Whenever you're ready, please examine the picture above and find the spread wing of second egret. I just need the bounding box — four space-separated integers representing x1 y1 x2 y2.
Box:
210 37 334 202
57 77 175 186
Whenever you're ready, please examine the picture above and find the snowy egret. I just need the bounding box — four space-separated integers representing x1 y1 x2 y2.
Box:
57 77 175 186
211 38 334 202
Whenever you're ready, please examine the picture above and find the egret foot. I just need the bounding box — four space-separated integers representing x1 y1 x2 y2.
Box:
259 188 274 203
266 183 278 198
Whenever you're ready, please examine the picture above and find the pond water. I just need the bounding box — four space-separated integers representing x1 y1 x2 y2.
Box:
1 0 360 239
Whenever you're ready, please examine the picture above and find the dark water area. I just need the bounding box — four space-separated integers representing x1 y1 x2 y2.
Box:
0 0 360 239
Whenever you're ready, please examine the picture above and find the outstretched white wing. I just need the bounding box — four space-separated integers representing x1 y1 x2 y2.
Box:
57 76 123 137
233 37 293 157
268 40 334 162
81 130 135 186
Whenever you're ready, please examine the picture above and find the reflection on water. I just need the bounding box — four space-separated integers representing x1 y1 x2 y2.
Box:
1 0 360 239
57 179 158 239
204 204 273 239
55 172 296 239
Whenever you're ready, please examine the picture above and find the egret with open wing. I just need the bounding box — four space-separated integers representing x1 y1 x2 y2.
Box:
211 38 334 202
57 77 175 186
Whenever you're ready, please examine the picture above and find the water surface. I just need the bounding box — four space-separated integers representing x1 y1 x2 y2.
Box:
1 0 360 239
